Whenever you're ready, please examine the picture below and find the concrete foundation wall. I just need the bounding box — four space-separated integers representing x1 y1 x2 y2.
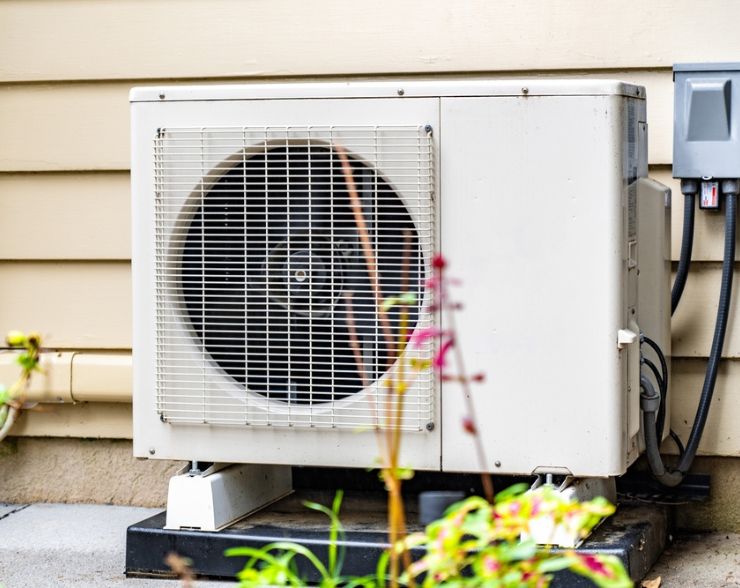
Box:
0 438 182 508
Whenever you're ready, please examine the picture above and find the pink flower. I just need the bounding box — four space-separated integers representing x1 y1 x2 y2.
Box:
424 276 440 291
579 554 612 577
482 555 500 574
432 254 447 270
462 417 477 435
433 337 455 369
409 326 443 348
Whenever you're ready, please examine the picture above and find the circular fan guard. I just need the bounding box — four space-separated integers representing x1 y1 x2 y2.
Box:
180 145 424 404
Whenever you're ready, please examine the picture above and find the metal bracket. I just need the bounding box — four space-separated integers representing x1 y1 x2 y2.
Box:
164 463 292 531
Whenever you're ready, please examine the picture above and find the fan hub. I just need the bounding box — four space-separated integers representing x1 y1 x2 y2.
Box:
284 250 329 292
265 239 342 316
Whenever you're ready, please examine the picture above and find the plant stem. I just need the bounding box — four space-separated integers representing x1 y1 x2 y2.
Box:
440 276 495 503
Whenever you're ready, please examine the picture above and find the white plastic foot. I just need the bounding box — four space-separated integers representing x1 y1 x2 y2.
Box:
165 463 292 531
524 476 617 548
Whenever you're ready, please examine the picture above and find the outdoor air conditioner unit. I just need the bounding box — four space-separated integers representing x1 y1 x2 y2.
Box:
130 81 670 524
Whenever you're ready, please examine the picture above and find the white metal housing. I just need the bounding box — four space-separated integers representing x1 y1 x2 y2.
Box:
131 79 665 477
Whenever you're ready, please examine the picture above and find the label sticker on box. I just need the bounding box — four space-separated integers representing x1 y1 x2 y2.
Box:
701 181 720 209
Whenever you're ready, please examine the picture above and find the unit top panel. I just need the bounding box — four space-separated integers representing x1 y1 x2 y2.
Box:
130 79 643 103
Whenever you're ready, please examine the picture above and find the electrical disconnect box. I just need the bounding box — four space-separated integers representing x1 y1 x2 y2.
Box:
674 62 740 182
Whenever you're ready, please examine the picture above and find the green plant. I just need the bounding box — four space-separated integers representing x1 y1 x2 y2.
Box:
0 330 43 442
227 490 384 588
400 485 631 588
227 485 630 588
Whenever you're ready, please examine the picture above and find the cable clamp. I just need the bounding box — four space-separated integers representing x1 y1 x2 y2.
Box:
640 391 661 413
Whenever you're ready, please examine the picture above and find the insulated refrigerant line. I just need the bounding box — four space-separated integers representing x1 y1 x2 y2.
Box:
641 180 737 487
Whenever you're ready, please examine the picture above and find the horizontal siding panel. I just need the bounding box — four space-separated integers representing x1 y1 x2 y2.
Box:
1 71 671 172
0 0 735 83
12 402 132 439
671 359 740 457
0 83 129 171
672 263 740 358
0 262 130 349
0 173 130 259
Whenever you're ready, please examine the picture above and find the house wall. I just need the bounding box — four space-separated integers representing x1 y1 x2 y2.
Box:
1 0 739 527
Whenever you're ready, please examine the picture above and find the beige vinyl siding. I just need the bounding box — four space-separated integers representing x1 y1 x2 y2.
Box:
0 173 130 259
672 360 740 457
1 0 737 82
1 72 673 171
1 0 738 456
0 262 131 349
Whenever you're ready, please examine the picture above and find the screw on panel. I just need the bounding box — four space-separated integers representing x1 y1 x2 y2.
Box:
494 461 502 468
521 87 529 95
397 88 405 96
425 422 435 431
149 447 156 455
158 92 165 100
424 124 433 135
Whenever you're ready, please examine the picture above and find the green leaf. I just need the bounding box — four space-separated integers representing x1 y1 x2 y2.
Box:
537 555 578 573
394 466 415 481
496 539 537 562
375 549 389 588
304 490 345 578
381 292 417 312
16 353 38 371
494 483 529 503
225 546 303 587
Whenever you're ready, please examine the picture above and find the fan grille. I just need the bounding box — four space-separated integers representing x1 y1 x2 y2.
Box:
154 126 435 429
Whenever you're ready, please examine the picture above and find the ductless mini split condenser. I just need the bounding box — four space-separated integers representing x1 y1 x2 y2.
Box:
131 80 670 481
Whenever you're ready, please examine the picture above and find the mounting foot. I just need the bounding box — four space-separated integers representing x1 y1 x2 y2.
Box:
526 475 617 548
165 462 292 531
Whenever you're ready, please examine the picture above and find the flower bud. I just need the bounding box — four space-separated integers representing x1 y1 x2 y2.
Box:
462 416 477 435
6 331 26 346
432 254 447 270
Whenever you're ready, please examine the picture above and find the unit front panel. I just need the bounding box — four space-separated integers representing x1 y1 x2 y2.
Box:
440 95 632 477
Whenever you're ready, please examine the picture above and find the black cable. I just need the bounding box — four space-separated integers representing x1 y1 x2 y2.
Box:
676 189 736 473
669 430 685 456
642 335 669 440
642 356 664 399
671 184 697 315
642 336 668 384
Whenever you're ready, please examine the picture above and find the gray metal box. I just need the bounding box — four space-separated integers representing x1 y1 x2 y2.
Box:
673 62 740 179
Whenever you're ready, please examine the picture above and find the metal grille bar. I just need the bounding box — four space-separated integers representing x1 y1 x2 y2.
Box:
154 126 435 430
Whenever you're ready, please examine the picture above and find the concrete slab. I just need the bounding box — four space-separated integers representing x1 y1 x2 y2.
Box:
0 503 27 519
0 503 227 587
1 502 738 587
645 532 740 587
